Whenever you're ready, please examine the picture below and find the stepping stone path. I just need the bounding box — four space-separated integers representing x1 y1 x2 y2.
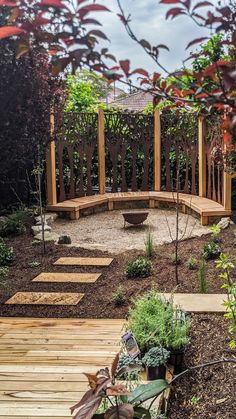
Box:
54 257 113 266
5 257 113 307
32 272 101 283
163 293 227 313
5 292 84 306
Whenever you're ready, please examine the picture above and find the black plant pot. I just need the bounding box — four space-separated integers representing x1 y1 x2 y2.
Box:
146 365 166 381
168 347 185 373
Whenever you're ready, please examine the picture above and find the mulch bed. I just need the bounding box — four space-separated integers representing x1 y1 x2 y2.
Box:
168 314 236 419
0 223 235 318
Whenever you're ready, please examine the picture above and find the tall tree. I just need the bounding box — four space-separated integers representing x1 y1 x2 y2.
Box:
65 70 112 112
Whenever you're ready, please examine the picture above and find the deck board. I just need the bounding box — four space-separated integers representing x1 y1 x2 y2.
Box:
0 318 124 418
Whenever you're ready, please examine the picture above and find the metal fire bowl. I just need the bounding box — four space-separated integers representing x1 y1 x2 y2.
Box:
122 211 149 226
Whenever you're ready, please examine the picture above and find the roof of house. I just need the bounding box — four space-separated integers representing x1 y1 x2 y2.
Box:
98 86 126 104
109 91 153 111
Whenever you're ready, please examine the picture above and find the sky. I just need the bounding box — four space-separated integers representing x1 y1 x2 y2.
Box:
96 0 218 87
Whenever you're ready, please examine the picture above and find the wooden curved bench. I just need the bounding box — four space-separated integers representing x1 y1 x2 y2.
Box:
47 191 231 226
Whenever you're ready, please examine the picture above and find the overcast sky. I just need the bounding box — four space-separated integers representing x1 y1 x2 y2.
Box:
97 0 218 87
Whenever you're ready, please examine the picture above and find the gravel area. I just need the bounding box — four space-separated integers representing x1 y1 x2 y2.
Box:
53 209 210 253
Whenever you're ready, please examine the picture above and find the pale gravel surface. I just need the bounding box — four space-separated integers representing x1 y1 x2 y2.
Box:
53 209 210 254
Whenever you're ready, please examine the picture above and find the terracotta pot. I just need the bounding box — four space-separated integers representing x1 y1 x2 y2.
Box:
146 365 166 381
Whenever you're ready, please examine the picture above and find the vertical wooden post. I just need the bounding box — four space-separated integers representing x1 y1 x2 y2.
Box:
98 108 106 195
223 114 232 211
46 111 57 206
154 109 161 191
223 172 232 210
198 116 206 198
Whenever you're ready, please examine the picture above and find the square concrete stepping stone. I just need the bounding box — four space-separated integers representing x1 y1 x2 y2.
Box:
5 292 84 306
163 293 226 313
54 257 113 266
32 272 101 283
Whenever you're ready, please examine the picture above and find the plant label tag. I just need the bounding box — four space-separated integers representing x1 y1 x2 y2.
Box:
121 330 140 359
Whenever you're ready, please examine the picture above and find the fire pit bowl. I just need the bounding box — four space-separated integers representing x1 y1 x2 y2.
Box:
122 211 149 227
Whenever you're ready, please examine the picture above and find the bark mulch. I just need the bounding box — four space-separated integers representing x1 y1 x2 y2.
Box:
168 314 236 419
0 225 235 318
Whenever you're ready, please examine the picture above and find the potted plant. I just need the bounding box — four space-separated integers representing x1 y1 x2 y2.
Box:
126 289 191 372
167 308 189 372
142 346 170 380
116 354 142 381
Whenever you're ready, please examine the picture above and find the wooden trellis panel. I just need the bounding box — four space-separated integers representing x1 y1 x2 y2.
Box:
104 111 154 192
205 114 224 205
54 112 98 202
160 111 199 194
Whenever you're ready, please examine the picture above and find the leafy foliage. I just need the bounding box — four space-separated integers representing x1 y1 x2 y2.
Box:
28 261 41 268
64 70 111 112
202 241 221 260
0 0 112 76
186 256 198 270
112 285 125 306
170 252 181 266
210 224 221 243
0 40 52 208
0 266 9 281
116 0 236 140
0 217 25 237
116 354 142 380
145 230 155 258
31 239 41 246
127 289 191 352
0 238 15 266
70 353 168 419
142 346 170 368
216 254 236 349
125 257 153 279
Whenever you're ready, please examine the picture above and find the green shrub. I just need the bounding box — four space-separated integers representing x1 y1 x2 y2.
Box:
145 230 155 258
198 260 208 293
186 257 198 270
0 238 15 266
28 261 41 268
0 216 26 237
202 241 220 260
127 289 191 352
31 239 41 246
210 224 221 242
112 285 125 306
142 346 170 368
0 266 9 280
170 252 181 265
216 253 236 349
125 256 153 278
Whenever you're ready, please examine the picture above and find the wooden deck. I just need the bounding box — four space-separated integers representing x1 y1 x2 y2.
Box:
47 191 231 225
0 317 124 418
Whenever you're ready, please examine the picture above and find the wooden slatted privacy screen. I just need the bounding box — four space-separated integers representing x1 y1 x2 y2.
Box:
205 115 225 205
54 112 98 202
47 109 231 210
160 111 198 194
104 111 154 192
